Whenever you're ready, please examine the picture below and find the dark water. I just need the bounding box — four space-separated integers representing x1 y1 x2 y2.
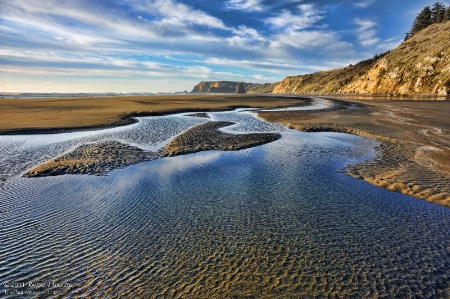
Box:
0 109 449 298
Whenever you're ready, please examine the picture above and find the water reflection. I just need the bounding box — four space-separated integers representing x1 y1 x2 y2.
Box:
1 132 449 298
260 97 333 111
0 104 449 298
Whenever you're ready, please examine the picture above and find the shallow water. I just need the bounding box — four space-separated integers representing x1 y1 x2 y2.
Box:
260 97 333 111
0 114 208 180
0 108 449 298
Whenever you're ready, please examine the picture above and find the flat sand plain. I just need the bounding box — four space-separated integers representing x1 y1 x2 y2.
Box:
0 94 303 134
1 94 449 207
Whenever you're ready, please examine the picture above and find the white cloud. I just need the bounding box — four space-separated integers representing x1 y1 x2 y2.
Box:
203 57 340 76
354 0 375 8
353 18 380 47
252 74 268 81
267 4 324 30
225 0 264 11
256 3 356 60
2 0 229 48
354 18 377 32
0 0 364 92
132 0 229 30
1 61 218 82
204 57 306 73
183 66 212 79
232 26 265 41
227 25 267 49
270 29 353 54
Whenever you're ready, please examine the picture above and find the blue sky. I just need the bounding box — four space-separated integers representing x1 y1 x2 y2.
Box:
0 0 444 92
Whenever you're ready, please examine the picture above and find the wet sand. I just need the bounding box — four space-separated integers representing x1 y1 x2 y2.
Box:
23 122 281 177
0 94 303 134
258 97 450 207
2 94 449 207
186 112 211 118
23 141 160 177
163 121 281 157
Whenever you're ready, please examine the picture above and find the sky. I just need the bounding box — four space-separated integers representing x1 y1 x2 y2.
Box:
0 0 444 93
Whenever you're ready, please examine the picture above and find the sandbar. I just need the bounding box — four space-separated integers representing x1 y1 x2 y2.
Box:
23 122 281 177
163 121 281 156
0 94 304 134
2 94 449 207
23 141 159 177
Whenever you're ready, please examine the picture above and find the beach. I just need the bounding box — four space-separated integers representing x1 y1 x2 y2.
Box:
259 96 450 207
1 94 449 207
0 94 304 134
1 94 449 298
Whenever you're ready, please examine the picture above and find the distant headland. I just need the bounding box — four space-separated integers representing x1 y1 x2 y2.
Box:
192 21 450 96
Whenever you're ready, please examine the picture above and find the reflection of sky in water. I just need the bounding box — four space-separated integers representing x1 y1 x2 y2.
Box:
260 97 332 111
0 114 208 178
1 103 449 297
1 131 449 298
0 99 335 180
0 107 292 179
210 110 286 133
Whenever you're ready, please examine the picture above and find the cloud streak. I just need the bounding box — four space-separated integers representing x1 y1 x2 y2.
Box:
354 18 380 47
225 0 264 11
267 4 325 30
354 0 375 8
0 0 412 92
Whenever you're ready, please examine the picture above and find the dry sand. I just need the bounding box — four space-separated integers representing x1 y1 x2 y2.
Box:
2 94 449 207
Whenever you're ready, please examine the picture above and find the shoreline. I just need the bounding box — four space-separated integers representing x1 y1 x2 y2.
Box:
258 97 450 208
0 94 309 135
23 122 281 177
0 106 276 135
1 94 449 208
163 121 281 157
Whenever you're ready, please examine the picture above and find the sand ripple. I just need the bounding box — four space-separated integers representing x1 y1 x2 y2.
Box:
1 133 449 298
23 141 160 177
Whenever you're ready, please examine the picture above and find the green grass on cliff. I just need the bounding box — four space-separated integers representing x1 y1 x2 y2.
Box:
382 21 450 91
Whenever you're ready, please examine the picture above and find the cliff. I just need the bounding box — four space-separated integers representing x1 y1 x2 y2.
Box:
191 81 277 93
273 21 450 96
245 82 277 93
192 81 242 93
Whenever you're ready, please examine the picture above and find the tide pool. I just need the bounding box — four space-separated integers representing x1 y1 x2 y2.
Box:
0 104 449 298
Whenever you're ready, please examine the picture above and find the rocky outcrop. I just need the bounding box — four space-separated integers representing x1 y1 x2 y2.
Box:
245 82 277 93
192 81 245 93
273 21 450 96
191 81 277 93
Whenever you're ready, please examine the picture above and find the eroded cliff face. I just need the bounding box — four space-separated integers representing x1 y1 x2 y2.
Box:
273 22 450 96
192 81 245 93
191 81 277 93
